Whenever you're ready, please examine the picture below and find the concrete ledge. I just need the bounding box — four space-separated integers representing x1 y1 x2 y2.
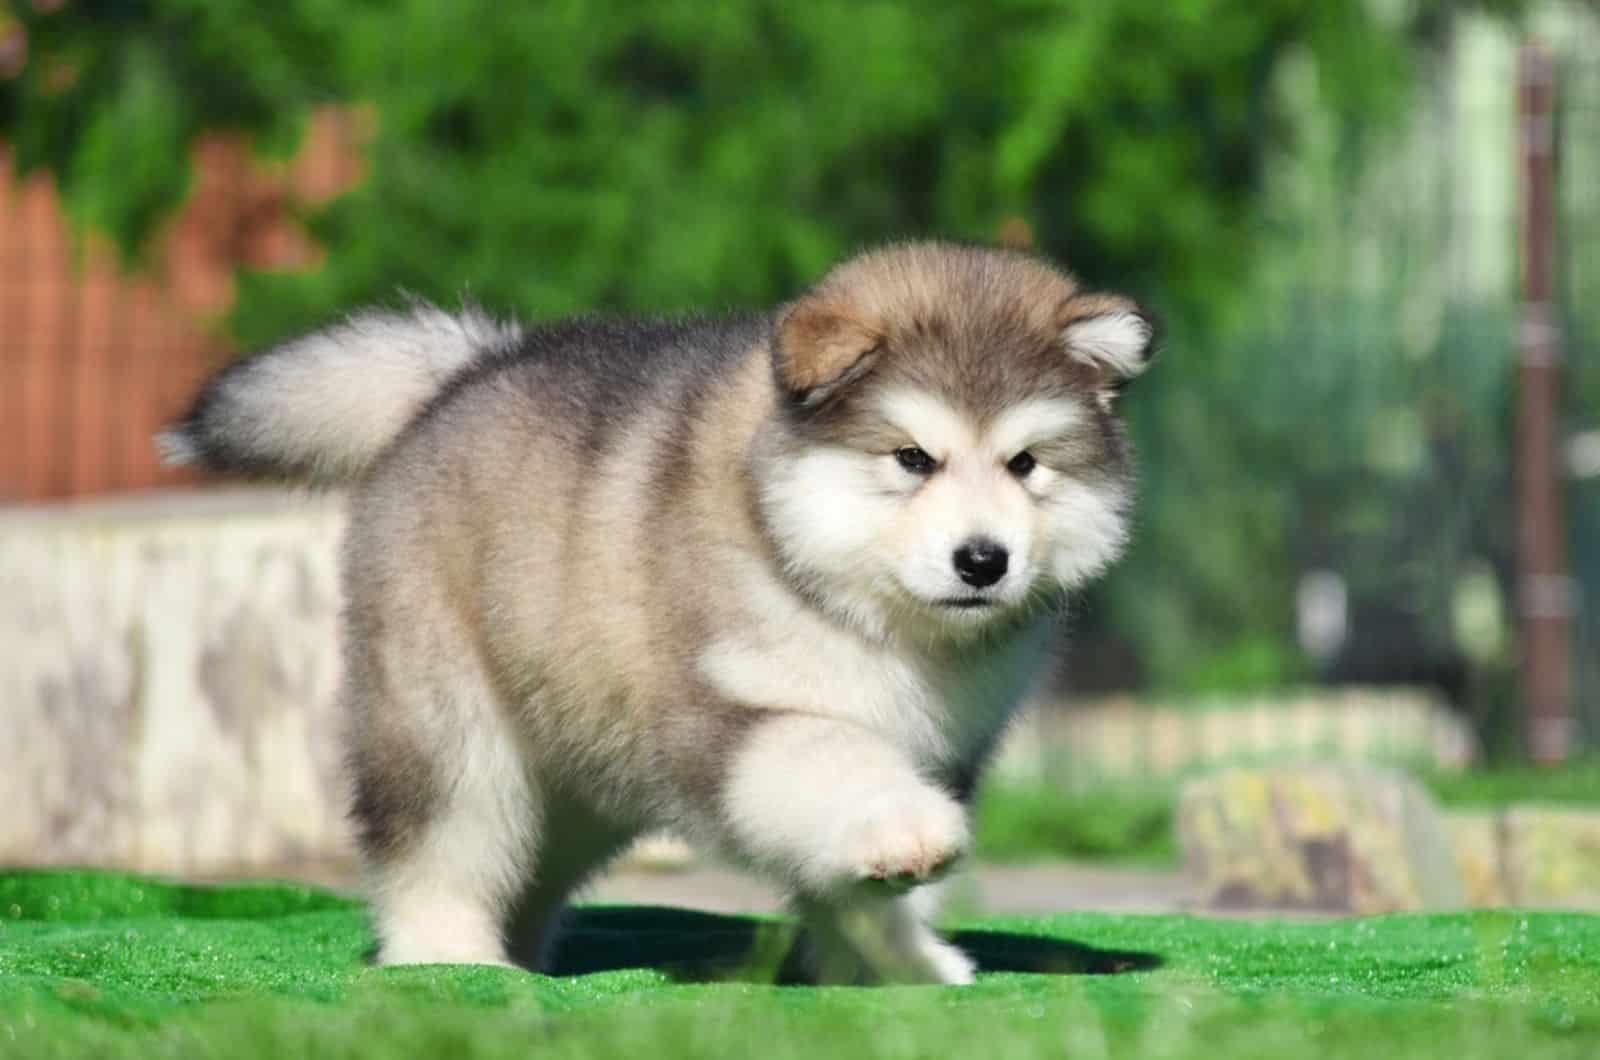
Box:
996 690 1478 786
6 490 1594 912
1 489 351 874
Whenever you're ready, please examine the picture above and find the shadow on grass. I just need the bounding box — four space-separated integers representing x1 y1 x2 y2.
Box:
545 906 1162 983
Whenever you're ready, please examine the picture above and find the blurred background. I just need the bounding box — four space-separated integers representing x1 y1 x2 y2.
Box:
1 0 1597 915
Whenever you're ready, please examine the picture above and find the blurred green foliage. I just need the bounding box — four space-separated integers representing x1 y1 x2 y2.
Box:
6 0 1560 707
974 778 1178 865
2 0 1510 328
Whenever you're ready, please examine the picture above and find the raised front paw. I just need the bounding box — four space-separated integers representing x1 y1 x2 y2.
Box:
833 788 969 893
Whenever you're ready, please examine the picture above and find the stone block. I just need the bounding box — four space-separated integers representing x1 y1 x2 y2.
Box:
1444 811 1506 907
1179 764 1465 913
1501 807 1600 908
1 490 352 875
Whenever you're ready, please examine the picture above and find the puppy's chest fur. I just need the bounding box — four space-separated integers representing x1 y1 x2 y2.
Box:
697 569 1049 782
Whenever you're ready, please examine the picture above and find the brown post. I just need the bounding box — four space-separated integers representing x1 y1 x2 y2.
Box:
1516 41 1573 764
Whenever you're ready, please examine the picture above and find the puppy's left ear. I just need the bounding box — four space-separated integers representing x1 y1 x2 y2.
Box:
1057 293 1160 386
773 296 885 408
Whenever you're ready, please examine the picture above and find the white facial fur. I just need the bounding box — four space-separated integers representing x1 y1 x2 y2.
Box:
760 387 1130 638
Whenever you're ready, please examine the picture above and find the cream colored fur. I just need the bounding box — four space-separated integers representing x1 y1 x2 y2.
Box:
160 303 521 482
160 243 1155 985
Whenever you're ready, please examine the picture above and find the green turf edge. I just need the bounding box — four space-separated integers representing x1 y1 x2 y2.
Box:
2 871 1599 1060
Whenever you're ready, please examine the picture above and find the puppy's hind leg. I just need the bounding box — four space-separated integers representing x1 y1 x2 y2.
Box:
504 799 636 972
349 657 541 968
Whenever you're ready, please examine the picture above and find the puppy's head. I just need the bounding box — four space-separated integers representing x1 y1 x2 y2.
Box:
757 242 1158 639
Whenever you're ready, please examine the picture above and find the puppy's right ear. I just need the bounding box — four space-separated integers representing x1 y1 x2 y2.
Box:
1057 293 1159 383
773 297 884 408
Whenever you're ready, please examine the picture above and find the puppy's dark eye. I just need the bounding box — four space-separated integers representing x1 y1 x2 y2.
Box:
895 446 937 474
1007 451 1037 477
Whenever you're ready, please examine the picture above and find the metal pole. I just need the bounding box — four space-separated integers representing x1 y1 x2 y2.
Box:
1516 41 1573 764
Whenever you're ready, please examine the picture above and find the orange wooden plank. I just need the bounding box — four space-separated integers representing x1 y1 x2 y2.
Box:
70 256 116 495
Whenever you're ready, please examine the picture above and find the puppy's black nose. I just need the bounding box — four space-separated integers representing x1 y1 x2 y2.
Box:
953 538 1008 588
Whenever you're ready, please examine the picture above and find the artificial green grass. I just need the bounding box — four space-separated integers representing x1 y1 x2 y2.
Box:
3 871 1599 1058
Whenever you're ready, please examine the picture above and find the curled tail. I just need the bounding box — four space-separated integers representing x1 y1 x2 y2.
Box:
159 302 521 484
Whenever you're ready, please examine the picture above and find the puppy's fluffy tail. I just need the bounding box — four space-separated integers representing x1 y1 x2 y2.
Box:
159 302 521 484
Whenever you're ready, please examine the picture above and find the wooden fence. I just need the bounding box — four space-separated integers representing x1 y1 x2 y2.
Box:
1 110 361 502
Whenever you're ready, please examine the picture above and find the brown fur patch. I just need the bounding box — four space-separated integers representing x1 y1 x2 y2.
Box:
1055 291 1142 328
774 242 1140 453
347 733 440 861
774 300 885 405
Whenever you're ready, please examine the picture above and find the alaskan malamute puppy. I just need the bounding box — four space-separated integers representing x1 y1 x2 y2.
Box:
162 241 1157 984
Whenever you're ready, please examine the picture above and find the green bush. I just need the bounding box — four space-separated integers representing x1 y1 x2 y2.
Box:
3 0 1484 339
975 779 1177 865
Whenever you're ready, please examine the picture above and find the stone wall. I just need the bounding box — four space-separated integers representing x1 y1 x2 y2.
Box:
8 490 1585 903
1 490 351 875
996 689 1479 786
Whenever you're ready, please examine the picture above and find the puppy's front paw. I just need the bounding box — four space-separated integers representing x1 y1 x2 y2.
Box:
832 789 968 893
